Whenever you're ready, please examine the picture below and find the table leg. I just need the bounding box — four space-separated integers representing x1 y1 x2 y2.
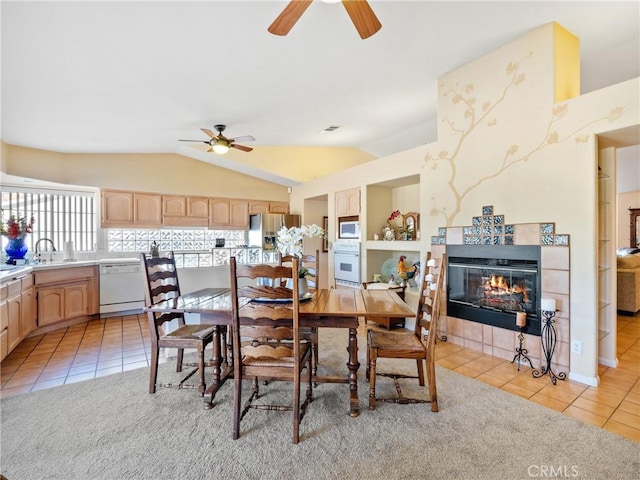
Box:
347 327 360 417
203 325 231 409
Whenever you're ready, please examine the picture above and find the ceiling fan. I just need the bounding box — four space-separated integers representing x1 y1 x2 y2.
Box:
268 0 381 39
179 124 255 154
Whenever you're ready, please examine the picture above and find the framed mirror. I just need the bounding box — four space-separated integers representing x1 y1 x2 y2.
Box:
402 212 420 241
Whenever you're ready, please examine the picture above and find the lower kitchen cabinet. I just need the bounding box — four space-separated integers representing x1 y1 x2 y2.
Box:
0 298 7 361
35 266 98 328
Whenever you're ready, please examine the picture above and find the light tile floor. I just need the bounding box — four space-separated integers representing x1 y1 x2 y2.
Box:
1 312 638 442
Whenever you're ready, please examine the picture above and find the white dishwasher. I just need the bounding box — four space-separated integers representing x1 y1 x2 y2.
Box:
99 261 145 317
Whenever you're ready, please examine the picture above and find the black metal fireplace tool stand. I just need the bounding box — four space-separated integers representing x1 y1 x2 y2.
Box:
532 310 567 385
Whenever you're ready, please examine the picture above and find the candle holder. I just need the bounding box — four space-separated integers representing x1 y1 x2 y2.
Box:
511 328 533 371
532 309 567 385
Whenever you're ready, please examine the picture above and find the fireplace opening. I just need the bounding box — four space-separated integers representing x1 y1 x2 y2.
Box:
446 245 541 336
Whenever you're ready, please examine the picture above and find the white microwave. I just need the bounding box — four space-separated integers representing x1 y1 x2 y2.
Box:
339 220 360 239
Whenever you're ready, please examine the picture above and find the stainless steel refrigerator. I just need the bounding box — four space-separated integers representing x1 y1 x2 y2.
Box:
248 213 301 249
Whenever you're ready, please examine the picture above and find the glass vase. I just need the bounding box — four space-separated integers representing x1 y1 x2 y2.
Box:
5 237 28 264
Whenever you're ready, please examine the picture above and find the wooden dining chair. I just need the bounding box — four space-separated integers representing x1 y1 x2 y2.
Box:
140 252 216 396
279 250 320 376
366 252 447 411
229 256 313 444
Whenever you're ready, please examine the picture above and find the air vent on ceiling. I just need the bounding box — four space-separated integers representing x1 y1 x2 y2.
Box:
321 125 341 134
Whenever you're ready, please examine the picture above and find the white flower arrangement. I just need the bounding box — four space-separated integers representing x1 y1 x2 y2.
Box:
277 223 325 258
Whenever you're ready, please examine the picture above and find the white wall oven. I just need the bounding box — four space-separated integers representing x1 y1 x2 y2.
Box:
333 241 361 288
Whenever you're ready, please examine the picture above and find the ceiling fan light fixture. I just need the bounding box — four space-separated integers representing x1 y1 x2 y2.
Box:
212 141 230 154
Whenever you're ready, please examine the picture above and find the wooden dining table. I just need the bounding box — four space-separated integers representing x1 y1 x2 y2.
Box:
144 286 415 416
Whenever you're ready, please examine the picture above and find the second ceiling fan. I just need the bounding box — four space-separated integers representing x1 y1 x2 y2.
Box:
268 0 381 39
179 125 255 154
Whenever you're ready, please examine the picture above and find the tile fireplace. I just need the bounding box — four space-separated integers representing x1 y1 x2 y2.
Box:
447 244 541 336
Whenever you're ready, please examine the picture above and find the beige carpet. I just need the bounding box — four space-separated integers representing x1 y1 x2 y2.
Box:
1 328 638 480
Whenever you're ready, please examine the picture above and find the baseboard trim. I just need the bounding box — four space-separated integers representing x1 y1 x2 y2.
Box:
568 371 599 386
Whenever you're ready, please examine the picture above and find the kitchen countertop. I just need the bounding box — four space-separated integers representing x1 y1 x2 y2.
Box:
0 257 140 283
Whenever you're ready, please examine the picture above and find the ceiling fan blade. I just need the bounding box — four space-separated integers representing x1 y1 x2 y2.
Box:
268 0 313 36
200 128 217 139
230 135 255 143
342 0 381 39
231 144 253 152
179 139 209 143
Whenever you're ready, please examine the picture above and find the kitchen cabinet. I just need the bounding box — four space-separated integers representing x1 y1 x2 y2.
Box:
335 188 360 217
0 274 35 359
0 297 7 361
248 201 289 215
163 195 208 227
210 199 249 229
102 190 133 226
35 266 98 328
133 193 163 226
20 275 36 338
6 279 22 353
101 190 162 228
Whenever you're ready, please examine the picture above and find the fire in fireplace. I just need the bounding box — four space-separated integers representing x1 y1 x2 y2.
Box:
446 245 541 335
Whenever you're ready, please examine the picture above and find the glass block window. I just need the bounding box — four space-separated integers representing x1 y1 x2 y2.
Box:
106 228 262 267
107 228 246 253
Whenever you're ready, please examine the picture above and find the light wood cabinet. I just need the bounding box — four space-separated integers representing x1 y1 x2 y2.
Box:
268 201 290 214
209 198 249 229
6 279 22 353
0 275 36 359
335 188 360 217
35 266 98 328
0 285 8 361
102 190 134 226
163 195 209 226
133 193 163 226
249 200 289 215
20 275 36 338
101 190 162 227
229 200 250 228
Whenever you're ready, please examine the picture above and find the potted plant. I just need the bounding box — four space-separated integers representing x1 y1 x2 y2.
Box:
277 223 325 295
1 213 35 264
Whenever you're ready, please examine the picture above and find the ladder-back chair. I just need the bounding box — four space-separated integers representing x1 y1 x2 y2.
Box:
140 252 215 395
366 253 447 411
229 256 313 444
279 250 320 376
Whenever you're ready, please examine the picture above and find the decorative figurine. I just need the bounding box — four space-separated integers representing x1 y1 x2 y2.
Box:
397 255 420 286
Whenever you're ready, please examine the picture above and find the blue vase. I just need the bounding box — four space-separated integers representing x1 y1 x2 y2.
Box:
5 237 28 264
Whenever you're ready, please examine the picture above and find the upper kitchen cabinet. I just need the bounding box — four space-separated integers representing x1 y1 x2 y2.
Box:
249 200 290 214
209 198 249 229
335 188 360 217
163 195 209 227
101 190 162 228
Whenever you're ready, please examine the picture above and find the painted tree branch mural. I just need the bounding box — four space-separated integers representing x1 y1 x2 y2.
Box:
425 51 627 226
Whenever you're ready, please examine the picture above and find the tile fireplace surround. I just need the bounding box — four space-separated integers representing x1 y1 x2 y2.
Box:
430 206 570 374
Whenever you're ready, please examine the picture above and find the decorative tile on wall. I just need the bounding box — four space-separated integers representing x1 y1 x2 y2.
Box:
430 206 570 247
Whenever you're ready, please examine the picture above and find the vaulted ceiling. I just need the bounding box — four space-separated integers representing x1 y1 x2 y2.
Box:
2 1 639 166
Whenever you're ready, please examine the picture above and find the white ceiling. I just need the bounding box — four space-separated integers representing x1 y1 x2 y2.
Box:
2 0 639 161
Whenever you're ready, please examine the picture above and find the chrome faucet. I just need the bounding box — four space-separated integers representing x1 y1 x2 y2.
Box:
35 238 57 256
